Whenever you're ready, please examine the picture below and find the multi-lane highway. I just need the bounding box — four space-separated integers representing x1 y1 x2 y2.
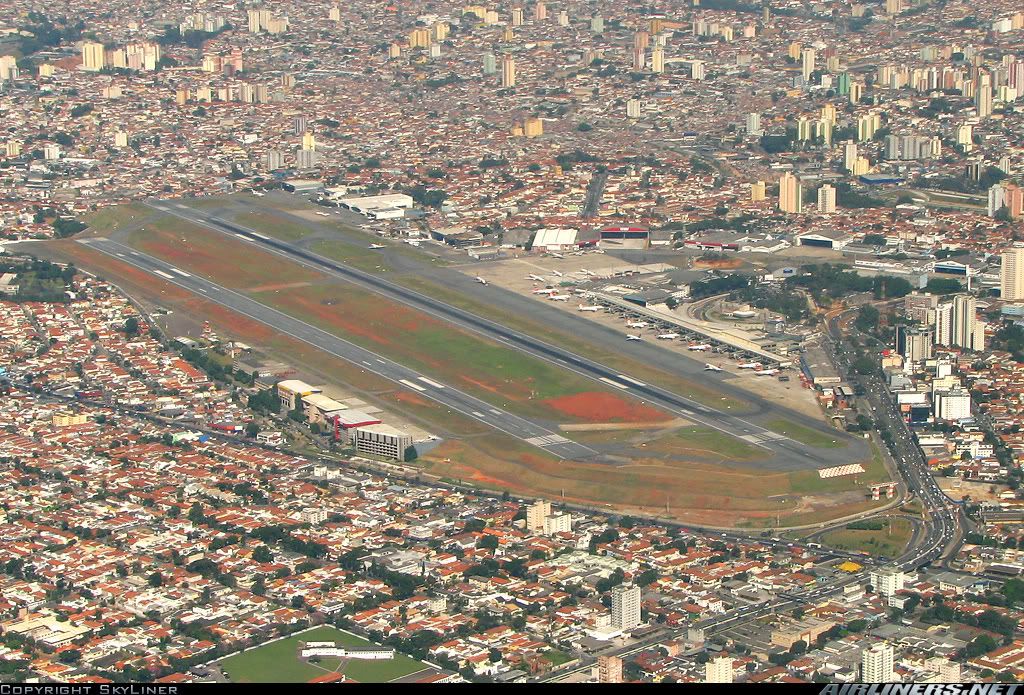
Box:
137 198 864 472
77 236 597 461
825 310 964 570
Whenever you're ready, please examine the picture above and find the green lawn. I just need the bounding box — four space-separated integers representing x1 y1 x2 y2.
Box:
764 418 846 449
236 211 314 242
218 626 432 683
674 426 766 460
818 516 915 556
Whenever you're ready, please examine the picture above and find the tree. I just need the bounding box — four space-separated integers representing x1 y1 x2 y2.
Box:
124 316 139 337
57 649 82 664
148 571 163 588
252 546 273 563
489 647 502 663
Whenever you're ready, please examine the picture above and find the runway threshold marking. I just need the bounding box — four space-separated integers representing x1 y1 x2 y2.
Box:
153 270 175 280
617 374 646 386
418 376 445 389
398 379 426 392
599 376 629 390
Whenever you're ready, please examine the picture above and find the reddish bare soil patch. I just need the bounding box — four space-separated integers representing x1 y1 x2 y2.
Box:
542 392 670 424
392 391 430 407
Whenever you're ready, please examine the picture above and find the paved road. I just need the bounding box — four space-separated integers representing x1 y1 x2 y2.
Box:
143 198 866 472
77 236 598 461
825 310 965 569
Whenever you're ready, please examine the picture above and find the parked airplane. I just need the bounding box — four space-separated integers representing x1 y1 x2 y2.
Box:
704 363 723 372
625 334 642 341
753 368 779 376
738 361 763 369
582 269 596 276
657 333 680 340
369 244 385 249
251 191 265 197
533 288 558 295
548 294 571 301
578 305 602 312
476 277 488 285
549 252 565 259
551 270 564 277
687 343 712 351
626 321 648 328
316 211 331 217
527 274 546 282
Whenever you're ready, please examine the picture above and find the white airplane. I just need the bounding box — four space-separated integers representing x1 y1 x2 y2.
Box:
316 211 331 217
252 191 265 197
476 277 488 285
578 304 602 312
738 361 763 369
657 333 680 340
688 343 712 351
551 270 564 277
754 368 779 376
549 252 565 259
704 363 723 372
626 321 648 329
533 288 557 295
369 244 385 249
582 269 596 276
548 294 571 301
527 274 546 282
626 334 642 341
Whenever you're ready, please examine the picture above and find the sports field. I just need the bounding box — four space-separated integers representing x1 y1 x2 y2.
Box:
218 626 434 683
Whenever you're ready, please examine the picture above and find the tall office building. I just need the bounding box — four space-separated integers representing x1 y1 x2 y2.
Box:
817 184 836 213
81 42 106 71
705 655 734 684
849 81 864 104
591 15 604 33
895 325 934 363
953 294 983 351
976 72 993 119
844 141 859 172
626 99 641 119
301 132 316 151
862 643 895 682
651 47 664 74
264 150 284 171
1002 247 1024 301
611 584 641 630
558 10 569 26
526 500 551 531
597 655 622 683
501 56 516 88
746 112 762 136
801 47 816 81
534 2 547 21
293 116 307 136
751 180 766 202
483 53 497 75
511 7 524 26
778 172 803 213
0 55 18 81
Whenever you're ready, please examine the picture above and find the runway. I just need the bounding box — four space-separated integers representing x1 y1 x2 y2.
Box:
134 199 865 471
77 236 599 461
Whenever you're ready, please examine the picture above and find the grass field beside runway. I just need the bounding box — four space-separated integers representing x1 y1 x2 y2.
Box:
421 434 886 526
396 274 752 412
111 220 670 425
764 418 847 448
